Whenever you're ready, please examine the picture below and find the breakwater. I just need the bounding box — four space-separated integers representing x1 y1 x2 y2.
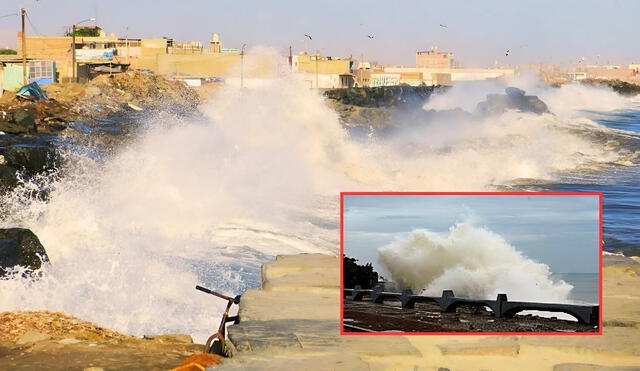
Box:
344 288 599 326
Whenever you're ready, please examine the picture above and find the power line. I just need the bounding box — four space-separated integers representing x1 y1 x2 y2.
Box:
0 12 19 20
25 13 41 36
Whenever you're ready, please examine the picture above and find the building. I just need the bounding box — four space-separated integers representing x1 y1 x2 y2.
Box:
571 65 638 81
355 63 373 87
354 63 513 87
291 52 355 88
372 66 512 86
370 72 401 87
350 46 513 88
17 31 131 82
568 71 587 80
209 33 221 53
16 30 245 82
0 57 57 91
416 47 454 68
292 52 353 75
515 64 567 83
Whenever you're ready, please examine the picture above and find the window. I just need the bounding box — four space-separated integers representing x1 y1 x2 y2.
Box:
29 61 54 79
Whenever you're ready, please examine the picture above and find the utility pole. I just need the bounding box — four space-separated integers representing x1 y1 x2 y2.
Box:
240 43 246 89
71 18 95 83
20 8 27 85
315 50 319 89
125 26 130 64
288 46 292 71
71 24 76 82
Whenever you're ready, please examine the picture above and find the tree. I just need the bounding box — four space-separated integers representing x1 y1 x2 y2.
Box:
0 49 17 55
344 256 379 289
65 27 102 37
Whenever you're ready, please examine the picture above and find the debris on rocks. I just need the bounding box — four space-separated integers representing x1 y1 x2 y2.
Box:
0 72 201 135
0 311 205 370
16 82 49 101
0 311 134 344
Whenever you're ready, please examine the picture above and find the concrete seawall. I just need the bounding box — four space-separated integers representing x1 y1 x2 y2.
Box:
346 288 599 326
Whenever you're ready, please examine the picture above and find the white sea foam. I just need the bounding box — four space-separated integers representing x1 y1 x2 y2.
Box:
378 223 574 303
537 83 635 117
0 63 349 342
424 74 636 116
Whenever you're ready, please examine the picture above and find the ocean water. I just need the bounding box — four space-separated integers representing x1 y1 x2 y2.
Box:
570 109 640 255
528 108 640 255
552 273 599 304
0 69 638 339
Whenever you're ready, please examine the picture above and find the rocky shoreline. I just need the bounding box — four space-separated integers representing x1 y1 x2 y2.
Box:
0 311 204 371
0 73 201 197
0 73 200 136
579 79 640 96
325 79 640 129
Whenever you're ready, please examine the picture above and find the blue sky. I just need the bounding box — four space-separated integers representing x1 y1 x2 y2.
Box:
344 195 600 275
1 0 638 66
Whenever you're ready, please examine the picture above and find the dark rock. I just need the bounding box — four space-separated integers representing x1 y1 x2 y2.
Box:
505 86 526 97
324 86 442 108
0 118 31 135
0 145 58 174
476 87 550 116
0 136 59 194
325 86 449 127
34 99 76 125
0 228 49 276
0 164 19 192
36 124 67 135
581 79 640 96
0 108 38 135
11 110 37 134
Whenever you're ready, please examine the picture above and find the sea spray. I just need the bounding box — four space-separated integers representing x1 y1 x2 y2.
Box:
537 83 635 116
378 223 574 303
375 110 623 189
0 64 352 342
424 80 504 112
0 54 631 339
424 76 635 116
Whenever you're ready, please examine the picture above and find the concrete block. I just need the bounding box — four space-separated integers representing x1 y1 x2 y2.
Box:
228 319 420 357
437 338 520 356
239 289 339 321
261 254 338 288
553 364 640 371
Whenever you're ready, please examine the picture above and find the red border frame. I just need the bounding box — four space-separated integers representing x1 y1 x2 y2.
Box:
339 191 603 336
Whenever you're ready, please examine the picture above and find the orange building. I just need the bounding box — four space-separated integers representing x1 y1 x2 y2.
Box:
416 48 453 69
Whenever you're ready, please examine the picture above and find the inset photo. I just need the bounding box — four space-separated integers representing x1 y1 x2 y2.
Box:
341 192 602 335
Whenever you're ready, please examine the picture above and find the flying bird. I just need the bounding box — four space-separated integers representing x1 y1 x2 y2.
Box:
439 24 448 28
304 34 312 40
367 35 374 39
505 49 510 57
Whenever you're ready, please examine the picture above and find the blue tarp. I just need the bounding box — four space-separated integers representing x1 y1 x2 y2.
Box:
16 82 49 101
